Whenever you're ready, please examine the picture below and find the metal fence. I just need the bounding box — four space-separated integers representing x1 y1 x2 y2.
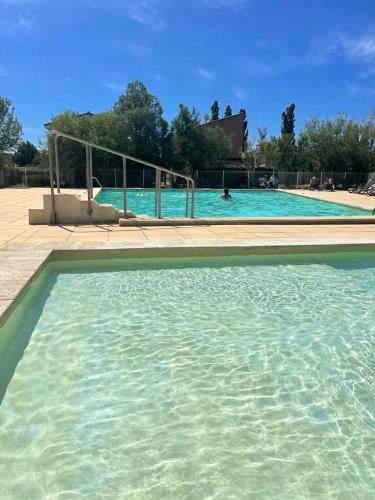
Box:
1 166 375 190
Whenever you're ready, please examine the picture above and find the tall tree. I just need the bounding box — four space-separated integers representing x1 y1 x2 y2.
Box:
210 100 219 121
114 80 168 162
281 103 296 143
165 104 203 172
257 126 267 143
224 105 232 117
14 141 38 166
164 104 230 173
0 97 22 154
240 108 248 150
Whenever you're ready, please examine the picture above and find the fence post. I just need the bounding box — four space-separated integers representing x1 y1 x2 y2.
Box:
222 170 225 189
296 171 299 189
114 168 117 188
142 168 145 188
24 167 28 188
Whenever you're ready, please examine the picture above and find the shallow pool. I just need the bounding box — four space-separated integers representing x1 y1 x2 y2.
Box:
1 252 375 498
95 188 371 218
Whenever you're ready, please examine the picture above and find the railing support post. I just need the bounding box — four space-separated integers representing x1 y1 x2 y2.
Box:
85 145 93 215
157 170 162 218
123 157 127 218
54 135 60 193
48 134 56 224
191 180 195 218
296 171 299 189
89 146 93 200
154 170 158 217
222 169 225 189
185 180 189 218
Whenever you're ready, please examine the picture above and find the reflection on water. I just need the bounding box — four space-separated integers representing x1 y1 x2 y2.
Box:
1 254 375 498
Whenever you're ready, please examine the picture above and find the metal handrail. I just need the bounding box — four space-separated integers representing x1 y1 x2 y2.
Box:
92 176 102 188
48 129 195 223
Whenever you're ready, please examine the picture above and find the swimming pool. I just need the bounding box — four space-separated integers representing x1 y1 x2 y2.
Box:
95 188 371 218
1 250 375 498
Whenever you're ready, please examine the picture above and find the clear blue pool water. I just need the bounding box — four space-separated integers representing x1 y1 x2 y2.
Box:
1 251 375 498
95 188 371 218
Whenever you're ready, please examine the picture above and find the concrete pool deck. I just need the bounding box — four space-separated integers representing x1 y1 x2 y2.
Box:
1 187 375 247
1 187 375 324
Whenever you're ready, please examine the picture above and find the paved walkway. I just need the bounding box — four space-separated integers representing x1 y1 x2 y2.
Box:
284 188 375 211
1 188 375 247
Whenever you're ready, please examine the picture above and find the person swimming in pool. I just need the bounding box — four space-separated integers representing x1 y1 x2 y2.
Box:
221 188 231 200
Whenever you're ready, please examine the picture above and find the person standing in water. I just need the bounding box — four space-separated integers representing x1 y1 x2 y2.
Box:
221 188 231 200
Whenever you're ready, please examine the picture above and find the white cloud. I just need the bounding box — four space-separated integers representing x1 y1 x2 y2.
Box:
124 41 152 57
199 0 244 8
106 0 168 29
16 14 33 30
0 0 43 35
234 85 247 101
0 14 34 34
197 67 215 80
154 74 165 83
309 32 375 66
0 0 42 4
237 56 274 76
104 81 125 93
348 83 375 97
342 34 375 63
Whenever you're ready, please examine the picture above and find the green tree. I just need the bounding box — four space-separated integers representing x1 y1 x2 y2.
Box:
165 104 231 173
277 133 297 170
165 104 203 173
210 100 219 121
48 110 94 186
0 97 22 154
202 127 231 167
240 108 248 150
257 135 279 169
114 80 168 163
14 140 38 166
257 126 267 143
224 105 232 117
297 113 375 173
281 103 296 144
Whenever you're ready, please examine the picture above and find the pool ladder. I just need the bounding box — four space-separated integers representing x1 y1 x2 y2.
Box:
47 130 195 223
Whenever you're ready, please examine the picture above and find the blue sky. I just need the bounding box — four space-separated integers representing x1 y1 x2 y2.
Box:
1 0 375 145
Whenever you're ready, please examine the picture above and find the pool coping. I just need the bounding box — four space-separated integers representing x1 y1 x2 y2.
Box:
119 215 375 226
1 239 375 328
